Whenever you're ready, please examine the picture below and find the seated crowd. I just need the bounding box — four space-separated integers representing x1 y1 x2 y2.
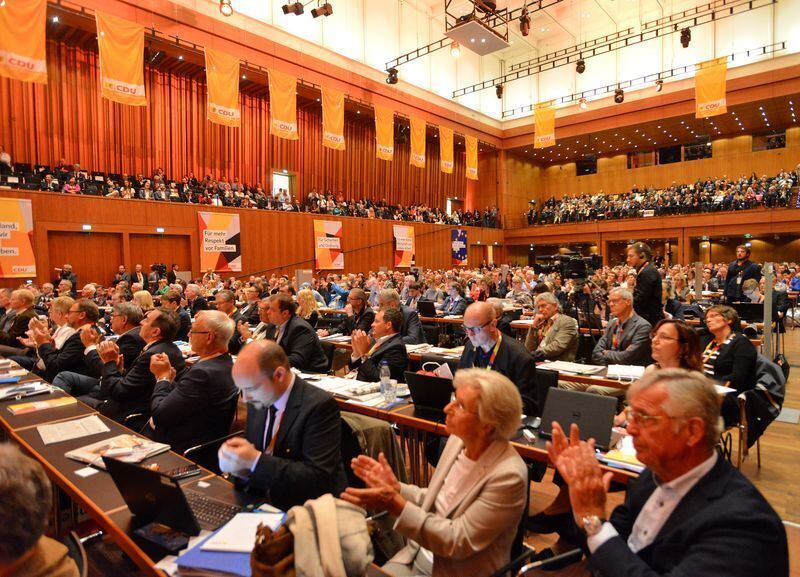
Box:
526 170 797 225
0 244 791 576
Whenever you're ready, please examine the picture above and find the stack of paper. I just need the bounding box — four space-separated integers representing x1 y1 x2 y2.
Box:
8 396 77 415
37 415 110 445
0 381 51 401
540 361 606 375
65 433 170 468
605 365 646 380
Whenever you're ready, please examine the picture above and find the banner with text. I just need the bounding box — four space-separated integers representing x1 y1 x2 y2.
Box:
269 69 299 140
451 229 468 266
322 86 346 150
695 59 727 119
0 198 36 278
439 126 454 174
393 225 415 268
0 0 47 84
534 101 555 149
198 212 241 272
410 117 426 168
466 135 478 180
95 11 146 106
205 47 241 127
375 105 395 161
314 219 344 270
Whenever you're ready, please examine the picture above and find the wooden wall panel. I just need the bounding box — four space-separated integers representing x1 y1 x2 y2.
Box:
47 232 123 289
129 235 192 275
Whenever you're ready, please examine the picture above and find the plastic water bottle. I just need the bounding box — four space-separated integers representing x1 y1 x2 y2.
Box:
380 361 395 404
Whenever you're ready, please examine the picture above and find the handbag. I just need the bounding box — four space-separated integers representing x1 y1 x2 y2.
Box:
251 524 295 577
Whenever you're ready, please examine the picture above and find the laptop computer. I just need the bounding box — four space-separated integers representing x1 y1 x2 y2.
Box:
417 300 439 318
538 388 618 451
732 302 764 323
404 371 453 421
578 312 603 329
103 457 242 535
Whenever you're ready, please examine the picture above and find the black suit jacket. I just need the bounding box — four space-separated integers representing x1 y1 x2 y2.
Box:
132 271 148 291
95 339 186 418
349 333 409 382
166 270 177 285
150 353 238 454
265 315 328 373
329 308 375 336
588 456 788 577
239 302 261 326
246 377 348 511
399 305 425 345
0 307 36 347
175 307 191 341
440 296 468 316
82 328 146 380
227 309 244 355
458 335 539 416
188 297 210 318
633 263 664 328
36 328 96 382
724 259 761 303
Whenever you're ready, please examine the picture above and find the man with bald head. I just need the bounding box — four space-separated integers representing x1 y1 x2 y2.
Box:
457 301 539 416
219 340 347 510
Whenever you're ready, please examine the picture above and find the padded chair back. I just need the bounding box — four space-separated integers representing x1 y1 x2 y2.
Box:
183 394 240 474
535 367 559 417
61 531 88 577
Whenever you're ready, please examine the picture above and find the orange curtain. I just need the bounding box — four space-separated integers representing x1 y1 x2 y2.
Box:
0 40 465 208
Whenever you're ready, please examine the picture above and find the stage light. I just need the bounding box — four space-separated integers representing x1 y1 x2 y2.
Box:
519 7 531 36
680 27 691 48
450 42 461 58
655 79 663 92
614 88 624 104
386 67 398 85
219 0 233 16
579 98 588 109
576 59 585 74
282 1 304 15
311 2 333 17
495 84 504 99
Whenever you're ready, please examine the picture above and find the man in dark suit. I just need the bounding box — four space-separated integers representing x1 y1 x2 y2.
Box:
548 369 788 577
238 286 262 326
166 264 180 285
132 264 148 292
438 282 468 316
627 242 663 328
0 289 38 356
160 290 191 341
185 283 209 318
112 265 131 287
53 264 78 293
378 289 425 345
458 302 538 417
264 293 328 373
317 288 374 337
214 289 244 354
148 310 238 454
219 341 348 511
349 308 409 382
724 244 761 303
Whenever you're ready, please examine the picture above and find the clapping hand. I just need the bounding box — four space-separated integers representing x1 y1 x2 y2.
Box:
97 340 120 364
340 453 405 515
237 320 252 340
80 326 102 348
350 329 372 358
150 352 175 382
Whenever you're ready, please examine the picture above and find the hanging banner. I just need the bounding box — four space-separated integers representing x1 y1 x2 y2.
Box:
465 135 479 181
321 87 346 151
205 47 241 127
95 11 146 106
0 0 47 85
313 220 344 270
695 59 727 119
410 117 426 168
269 69 299 140
451 229 468 266
393 225 415 268
375 105 395 161
439 126 454 174
534 101 555 149
0 198 36 278
198 212 241 272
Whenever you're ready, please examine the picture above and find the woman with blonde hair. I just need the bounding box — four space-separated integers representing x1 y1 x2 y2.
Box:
296 288 319 328
133 290 154 312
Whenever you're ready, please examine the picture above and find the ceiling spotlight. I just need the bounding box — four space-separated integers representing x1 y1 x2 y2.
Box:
450 42 461 58
579 98 588 109
576 59 585 74
386 67 398 85
282 1 304 15
680 27 691 48
219 0 233 16
655 79 663 92
614 88 624 104
495 84 504 99
52 15 60 23
311 2 333 17
519 7 531 36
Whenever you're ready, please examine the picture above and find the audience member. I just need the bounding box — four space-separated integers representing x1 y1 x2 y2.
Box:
627 242 663 328
378 289 425 345
724 245 761 303
264 293 328 373
524 292 578 361
349 308 409 382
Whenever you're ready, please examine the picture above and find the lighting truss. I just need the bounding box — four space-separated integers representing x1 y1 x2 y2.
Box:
500 42 786 118
453 0 777 98
384 0 567 71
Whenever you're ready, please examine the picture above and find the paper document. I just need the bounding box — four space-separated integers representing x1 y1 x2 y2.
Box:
0 381 50 401
38 415 110 445
8 396 77 415
65 433 170 468
605 365 646 380
201 512 285 553
540 361 606 375
319 334 351 343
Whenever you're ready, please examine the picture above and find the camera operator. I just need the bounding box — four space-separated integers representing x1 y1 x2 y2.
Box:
52 265 77 297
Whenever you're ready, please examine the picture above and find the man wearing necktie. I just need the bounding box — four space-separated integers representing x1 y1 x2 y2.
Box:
219 341 348 510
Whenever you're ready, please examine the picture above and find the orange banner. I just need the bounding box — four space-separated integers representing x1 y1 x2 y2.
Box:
322 86 345 151
465 136 479 181
695 59 727 119
0 198 36 278
269 69 299 140
410 116 426 168
534 101 555 149
375 105 394 161
0 0 47 84
439 126 454 174
205 47 241 127
95 11 146 106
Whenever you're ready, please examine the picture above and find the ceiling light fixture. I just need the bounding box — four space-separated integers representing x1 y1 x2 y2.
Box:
579 97 588 109
282 1 304 15
311 2 333 17
614 88 624 104
576 58 585 74
219 0 233 16
495 83 504 99
519 7 531 36
680 27 691 48
655 79 663 92
386 67 398 84
450 42 461 58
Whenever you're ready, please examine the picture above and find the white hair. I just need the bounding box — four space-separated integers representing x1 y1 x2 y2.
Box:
453 368 522 441
196 310 235 347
